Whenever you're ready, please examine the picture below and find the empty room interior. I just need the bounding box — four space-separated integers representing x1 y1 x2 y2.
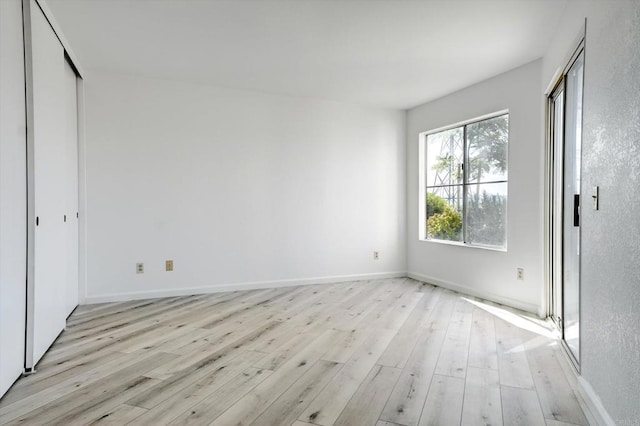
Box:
1 0 639 425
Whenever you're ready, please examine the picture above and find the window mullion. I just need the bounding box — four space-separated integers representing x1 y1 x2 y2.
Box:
462 124 468 244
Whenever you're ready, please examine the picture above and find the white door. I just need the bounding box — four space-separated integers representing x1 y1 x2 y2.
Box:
0 0 28 397
63 58 79 317
26 0 68 368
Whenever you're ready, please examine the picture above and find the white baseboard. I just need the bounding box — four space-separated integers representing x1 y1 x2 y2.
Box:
83 271 407 304
577 376 616 426
407 271 540 315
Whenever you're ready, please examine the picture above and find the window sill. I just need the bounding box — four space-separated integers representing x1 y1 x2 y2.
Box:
419 238 507 252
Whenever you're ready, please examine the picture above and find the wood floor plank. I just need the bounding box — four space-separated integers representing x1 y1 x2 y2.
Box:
167 367 273 426
338 280 397 320
468 306 498 370
461 367 503 426
0 349 125 406
501 385 546 426
379 327 447 426
433 297 474 378
146 327 215 355
39 298 227 369
251 359 342 426
419 289 459 330
88 404 147 425
126 351 265 425
418 374 465 426
209 329 340 426
376 290 424 330
526 344 588 425
545 419 584 426
65 298 167 327
495 318 535 390
2 352 175 425
157 290 260 329
377 286 441 369
298 327 396 426
321 328 369 364
190 287 297 330
144 320 281 380
52 376 163 426
37 320 163 367
359 280 413 326
253 328 323 371
0 351 174 423
56 295 211 351
333 365 401 426
336 281 379 310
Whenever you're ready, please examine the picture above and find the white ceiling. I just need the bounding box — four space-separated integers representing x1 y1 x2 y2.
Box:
46 0 566 109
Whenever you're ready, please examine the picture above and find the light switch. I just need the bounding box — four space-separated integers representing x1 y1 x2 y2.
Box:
592 186 599 210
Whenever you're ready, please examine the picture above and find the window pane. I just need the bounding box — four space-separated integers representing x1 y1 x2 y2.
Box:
466 115 508 184
465 182 507 247
426 127 464 187
426 187 463 242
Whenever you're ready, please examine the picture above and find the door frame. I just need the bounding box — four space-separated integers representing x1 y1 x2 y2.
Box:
544 31 585 373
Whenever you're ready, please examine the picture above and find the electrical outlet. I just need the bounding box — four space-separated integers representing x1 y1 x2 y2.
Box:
136 263 144 274
517 268 524 280
166 260 174 272
373 251 379 260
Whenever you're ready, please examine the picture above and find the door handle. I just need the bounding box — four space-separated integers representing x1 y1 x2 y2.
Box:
573 194 580 227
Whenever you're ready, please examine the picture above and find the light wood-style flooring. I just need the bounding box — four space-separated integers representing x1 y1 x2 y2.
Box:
0 278 591 425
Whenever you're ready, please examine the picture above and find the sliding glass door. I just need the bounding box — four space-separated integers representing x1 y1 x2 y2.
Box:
549 48 584 368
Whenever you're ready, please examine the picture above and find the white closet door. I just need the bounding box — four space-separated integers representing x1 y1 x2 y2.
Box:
0 0 28 397
27 0 68 368
63 59 79 317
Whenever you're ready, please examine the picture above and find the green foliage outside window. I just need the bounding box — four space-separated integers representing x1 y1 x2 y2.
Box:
426 193 462 241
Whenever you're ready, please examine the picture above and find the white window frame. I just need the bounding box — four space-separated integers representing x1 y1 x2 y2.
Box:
418 110 509 250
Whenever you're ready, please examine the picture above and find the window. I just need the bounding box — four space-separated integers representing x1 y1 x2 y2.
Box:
422 113 508 249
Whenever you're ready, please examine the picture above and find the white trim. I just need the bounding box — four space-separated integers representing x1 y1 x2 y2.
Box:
33 0 84 78
76 74 87 305
419 109 509 137
407 271 540 315
553 339 602 426
83 271 407 304
577 377 616 426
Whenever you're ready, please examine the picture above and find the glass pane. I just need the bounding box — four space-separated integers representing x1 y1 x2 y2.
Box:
465 182 507 247
563 51 584 364
551 89 564 327
426 127 464 187
466 115 509 184
426 187 463 242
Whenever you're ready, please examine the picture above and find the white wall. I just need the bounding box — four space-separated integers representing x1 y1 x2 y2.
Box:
83 71 407 301
0 0 27 396
407 60 544 314
543 1 640 423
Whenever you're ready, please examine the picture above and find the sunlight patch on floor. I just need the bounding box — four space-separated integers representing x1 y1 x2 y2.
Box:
462 297 559 340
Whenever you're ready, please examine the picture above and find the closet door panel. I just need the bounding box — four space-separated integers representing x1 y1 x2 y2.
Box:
29 0 67 366
63 59 79 317
0 0 28 397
